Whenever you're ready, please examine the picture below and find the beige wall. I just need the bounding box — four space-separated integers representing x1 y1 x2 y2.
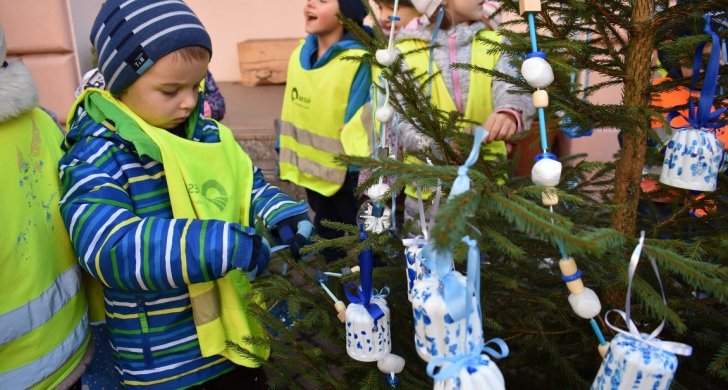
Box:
187 0 307 82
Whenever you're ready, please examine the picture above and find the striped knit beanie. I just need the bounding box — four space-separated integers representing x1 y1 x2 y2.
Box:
338 0 368 26
91 0 212 95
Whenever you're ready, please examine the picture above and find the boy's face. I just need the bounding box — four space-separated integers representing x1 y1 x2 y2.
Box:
304 0 343 37
120 51 208 130
376 3 420 36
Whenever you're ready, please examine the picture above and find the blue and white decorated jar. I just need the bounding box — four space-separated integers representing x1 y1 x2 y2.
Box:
405 243 429 302
591 333 678 390
433 354 505 390
411 274 483 362
660 127 724 192
345 298 392 362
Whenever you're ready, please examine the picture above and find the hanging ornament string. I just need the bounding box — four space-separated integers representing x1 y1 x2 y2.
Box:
449 127 489 199
604 232 692 356
667 14 727 130
344 227 385 322
520 2 608 351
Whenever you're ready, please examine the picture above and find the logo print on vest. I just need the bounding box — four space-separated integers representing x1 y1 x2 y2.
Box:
201 180 228 211
291 87 311 107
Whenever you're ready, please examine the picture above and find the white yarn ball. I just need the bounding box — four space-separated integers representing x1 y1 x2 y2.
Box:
377 353 405 374
376 105 395 123
568 287 602 319
366 182 390 200
521 56 554 89
375 48 399 67
531 158 562 187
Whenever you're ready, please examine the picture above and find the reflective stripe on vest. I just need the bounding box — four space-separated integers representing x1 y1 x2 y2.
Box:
397 30 506 198
279 43 367 196
0 312 88 389
0 266 82 345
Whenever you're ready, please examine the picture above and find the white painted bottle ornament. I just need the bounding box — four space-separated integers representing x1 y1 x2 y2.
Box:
376 105 395 123
345 297 392 362
376 48 400 67
432 354 505 390
521 51 554 89
411 272 483 362
592 232 692 389
403 239 429 302
659 128 724 192
531 153 562 187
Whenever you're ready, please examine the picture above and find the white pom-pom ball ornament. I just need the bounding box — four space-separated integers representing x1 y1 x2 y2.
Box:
531 153 562 187
377 353 406 374
376 48 400 67
376 105 395 123
521 52 554 89
367 181 390 201
568 287 602 319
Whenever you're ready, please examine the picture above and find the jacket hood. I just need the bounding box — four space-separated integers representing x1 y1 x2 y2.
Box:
395 21 486 48
0 61 39 123
300 28 372 70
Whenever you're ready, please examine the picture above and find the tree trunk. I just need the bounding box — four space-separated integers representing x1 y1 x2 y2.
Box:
611 0 655 237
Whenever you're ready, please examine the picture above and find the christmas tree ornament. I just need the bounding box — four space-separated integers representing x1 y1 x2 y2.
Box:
376 48 400 67
425 238 509 390
521 52 554 89
357 200 393 234
315 271 348 323
403 238 429 301
345 229 392 362
411 245 482 362
378 353 406 388
531 153 562 187
376 105 396 123
592 232 692 389
659 15 727 192
520 3 609 352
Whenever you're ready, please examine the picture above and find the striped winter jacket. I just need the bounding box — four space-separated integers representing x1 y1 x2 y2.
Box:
58 102 308 389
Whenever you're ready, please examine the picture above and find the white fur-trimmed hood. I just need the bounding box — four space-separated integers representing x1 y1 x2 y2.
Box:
0 60 39 123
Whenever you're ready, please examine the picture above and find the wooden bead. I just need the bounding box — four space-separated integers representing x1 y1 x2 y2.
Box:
566 279 585 295
559 257 578 276
335 301 347 323
533 89 549 108
519 0 542 15
598 343 609 358
542 190 559 206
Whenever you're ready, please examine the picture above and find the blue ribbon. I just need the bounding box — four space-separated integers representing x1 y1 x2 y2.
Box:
449 127 489 199
426 338 510 380
669 14 728 130
343 227 384 322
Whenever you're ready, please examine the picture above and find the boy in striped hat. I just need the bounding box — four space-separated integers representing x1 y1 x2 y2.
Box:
59 1 312 388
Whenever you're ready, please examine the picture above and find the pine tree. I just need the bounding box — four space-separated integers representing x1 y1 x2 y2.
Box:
242 1 728 388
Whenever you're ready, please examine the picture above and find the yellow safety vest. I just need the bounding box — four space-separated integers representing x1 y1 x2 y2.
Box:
0 108 90 389
397 30 506 198
79 90 268 367
279 43 371 196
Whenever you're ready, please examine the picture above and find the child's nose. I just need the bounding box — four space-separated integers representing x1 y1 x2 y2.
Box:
179 90 197 110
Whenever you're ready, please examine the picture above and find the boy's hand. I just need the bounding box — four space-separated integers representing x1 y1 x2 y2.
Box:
484 112 518 142
274 214 313 260
233 233 271 279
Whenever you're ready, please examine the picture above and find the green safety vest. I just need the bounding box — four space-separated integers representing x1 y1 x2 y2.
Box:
279 43 371 196
77 89 268 367
0 108 90 389
397 30 506 198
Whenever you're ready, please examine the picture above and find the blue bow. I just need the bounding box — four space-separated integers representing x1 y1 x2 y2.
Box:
421 244 468 321
669 14 728 130
344 227 384 322
426 338 510 380
449 127 489 199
